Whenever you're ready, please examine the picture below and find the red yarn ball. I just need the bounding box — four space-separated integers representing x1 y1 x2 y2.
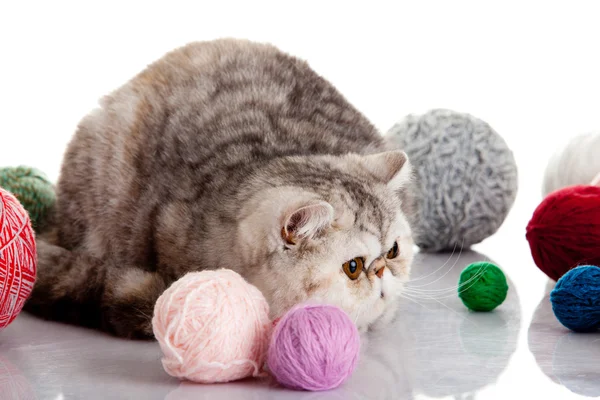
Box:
526 185 600 281
0 188 37 330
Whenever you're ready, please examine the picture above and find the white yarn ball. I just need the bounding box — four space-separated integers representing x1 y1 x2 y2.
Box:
542 132 600 197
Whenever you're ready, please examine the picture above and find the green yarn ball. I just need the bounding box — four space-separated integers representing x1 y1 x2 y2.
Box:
0 166 55 229
458 262 508 312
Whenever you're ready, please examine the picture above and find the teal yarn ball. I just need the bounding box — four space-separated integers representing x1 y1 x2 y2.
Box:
550 265 600 332
0 166 55 229
458 262 508 311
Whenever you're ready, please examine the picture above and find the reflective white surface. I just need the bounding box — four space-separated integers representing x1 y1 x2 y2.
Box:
2 2 600 399
1 247 598 399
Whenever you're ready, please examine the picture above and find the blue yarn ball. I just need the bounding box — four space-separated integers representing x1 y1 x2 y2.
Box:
550 265 600 332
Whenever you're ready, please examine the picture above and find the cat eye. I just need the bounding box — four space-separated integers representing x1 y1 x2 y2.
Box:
386 241 399 259
343 257 364 280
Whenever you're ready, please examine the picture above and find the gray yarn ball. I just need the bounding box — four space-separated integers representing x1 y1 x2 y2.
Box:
387 109 518 252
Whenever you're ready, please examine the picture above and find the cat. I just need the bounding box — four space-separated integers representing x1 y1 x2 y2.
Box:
25 39 415 339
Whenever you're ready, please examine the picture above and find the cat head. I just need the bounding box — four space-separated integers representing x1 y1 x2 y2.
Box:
237 150 414 331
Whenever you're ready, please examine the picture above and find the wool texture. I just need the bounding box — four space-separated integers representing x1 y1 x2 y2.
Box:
526 185 600 281
458 262 508 311
542 132 600 197
267 303 360 391
0 188 37 330
550 265 600 332
152 269 271 383
387 109 518 252
0 166 55 230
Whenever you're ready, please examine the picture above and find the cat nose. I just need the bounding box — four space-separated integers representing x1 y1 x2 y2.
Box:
371 256 386 279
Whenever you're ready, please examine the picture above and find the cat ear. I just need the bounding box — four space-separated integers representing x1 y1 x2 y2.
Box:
361 150 412 191
281 201 334 245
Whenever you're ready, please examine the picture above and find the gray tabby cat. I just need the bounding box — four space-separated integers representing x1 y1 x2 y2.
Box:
25 39 415 339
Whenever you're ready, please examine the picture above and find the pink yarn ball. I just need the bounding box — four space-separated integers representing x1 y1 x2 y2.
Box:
152 269 271 383
267 304 360 391
0 188 37 331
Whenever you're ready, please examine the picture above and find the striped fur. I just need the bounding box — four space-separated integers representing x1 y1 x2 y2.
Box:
25 39 414 338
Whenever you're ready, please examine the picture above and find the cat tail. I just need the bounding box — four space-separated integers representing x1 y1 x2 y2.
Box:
25 233 167 339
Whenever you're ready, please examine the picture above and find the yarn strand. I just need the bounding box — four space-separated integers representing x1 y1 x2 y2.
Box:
152 269 271 383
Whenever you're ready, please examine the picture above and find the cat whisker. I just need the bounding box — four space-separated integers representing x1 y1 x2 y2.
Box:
398 292 432 311
402 259 495 298
408 240 462 284
400 289 475 327
353 300 367 326
408 240 466 289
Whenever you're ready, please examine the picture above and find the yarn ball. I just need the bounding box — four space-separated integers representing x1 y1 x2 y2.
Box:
0 188 37 330
387 109 518 252
542 132 600 197
267 303 360 391
526 185 600 281
152 269 271 383
458 262 508 311
0 166 55 229
550 265 600 332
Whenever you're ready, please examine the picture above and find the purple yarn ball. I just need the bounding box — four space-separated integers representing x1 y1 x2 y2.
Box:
267 304 360 391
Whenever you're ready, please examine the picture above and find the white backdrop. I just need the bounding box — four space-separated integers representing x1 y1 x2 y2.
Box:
2 1 599 181
1 1 599 398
